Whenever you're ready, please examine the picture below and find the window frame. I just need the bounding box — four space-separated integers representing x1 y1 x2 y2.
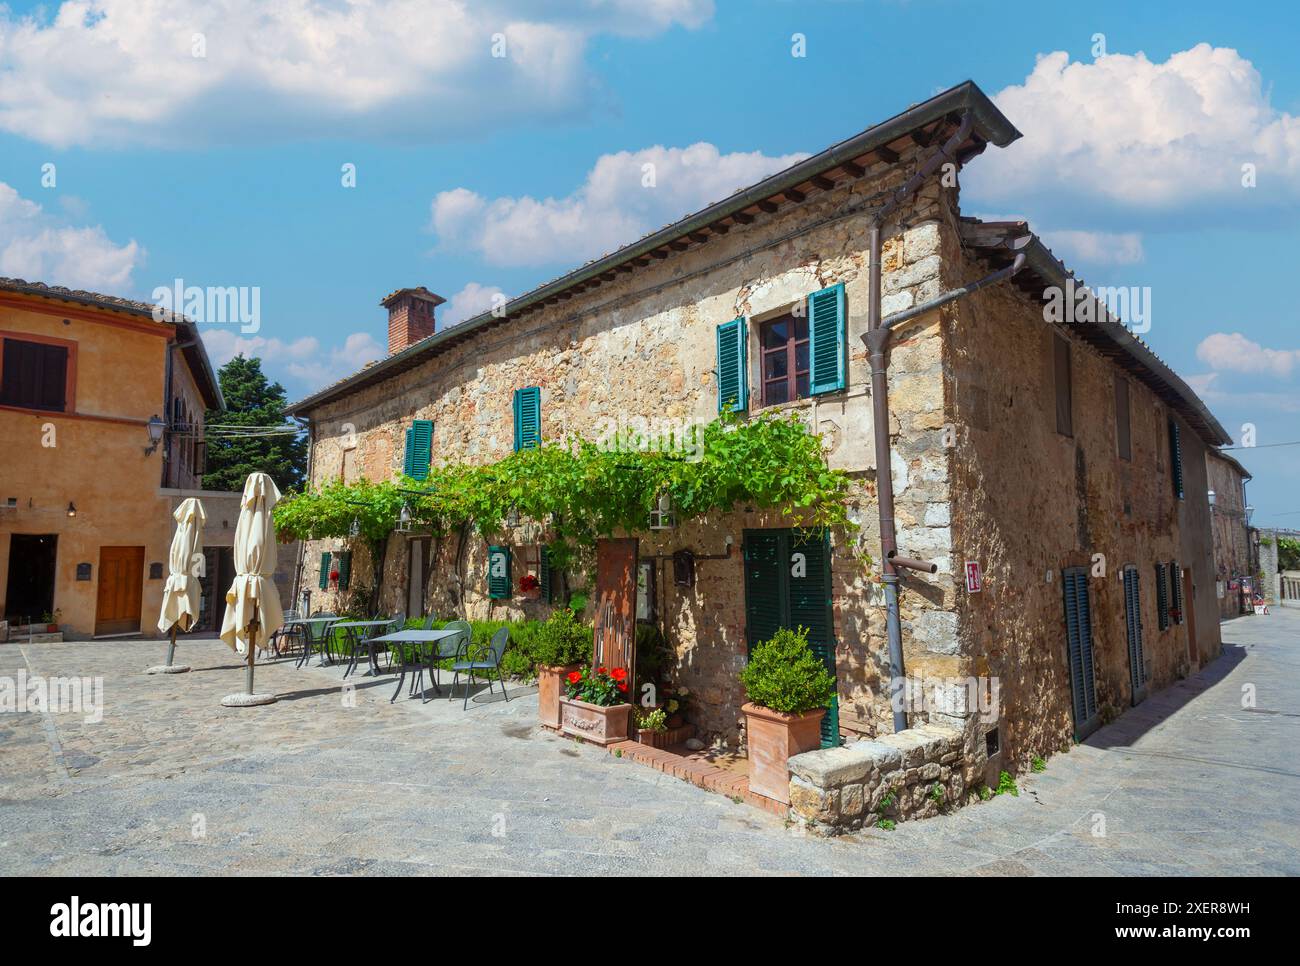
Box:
1052 331 1073 437
0 331 77 414
757 311 811 408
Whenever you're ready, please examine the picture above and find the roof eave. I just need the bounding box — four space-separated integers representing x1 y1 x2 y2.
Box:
287 81 1020 414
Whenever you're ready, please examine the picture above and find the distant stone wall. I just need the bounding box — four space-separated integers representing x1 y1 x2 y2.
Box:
788 724 972 834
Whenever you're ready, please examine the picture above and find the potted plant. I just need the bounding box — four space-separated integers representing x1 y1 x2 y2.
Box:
561 665 633 745
42 609 62 632
661 684 690 729
635 706 668 747
739 626 836 804
534 608 593 729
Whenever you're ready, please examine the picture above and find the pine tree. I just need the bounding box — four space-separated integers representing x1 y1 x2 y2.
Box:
202 355 308 492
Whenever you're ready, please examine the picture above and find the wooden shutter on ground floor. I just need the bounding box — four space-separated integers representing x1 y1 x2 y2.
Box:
1169 418 1184 499
318 552 331 590
488 545 511 599
1062 567 1099 738
1170 560 1183 620
1155 562 1169 630
1123 567 1147 703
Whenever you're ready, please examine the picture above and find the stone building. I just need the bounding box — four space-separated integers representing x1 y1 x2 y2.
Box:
0 278 223 639
1205 449 1253 619
287 82 1228 803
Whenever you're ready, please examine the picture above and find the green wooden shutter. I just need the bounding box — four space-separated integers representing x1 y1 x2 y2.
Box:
743 530 785 654
409 420 433 481
716 318 748 413
514 387 541 451
1169 419 1184 499
1155 562 1169 630
403 427 415 477
1123 567 1147 704
807 283 846 395
789 529 839 747
539 546 553 604
337 551 352 592
1062 567 1099 738
488 545 511 599
318 552 331 590
1170 561 1182 621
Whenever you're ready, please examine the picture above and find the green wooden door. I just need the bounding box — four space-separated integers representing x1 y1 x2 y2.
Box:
743 528 839 747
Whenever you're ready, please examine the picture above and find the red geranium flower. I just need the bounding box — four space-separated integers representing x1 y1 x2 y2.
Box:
566 671 582 684
617 682 628 692
520 574 540 592
610 667 627 681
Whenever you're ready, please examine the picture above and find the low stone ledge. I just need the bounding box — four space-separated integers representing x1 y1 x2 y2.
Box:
787 724 965 835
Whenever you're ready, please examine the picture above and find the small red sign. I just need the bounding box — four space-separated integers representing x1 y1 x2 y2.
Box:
965 561 982 593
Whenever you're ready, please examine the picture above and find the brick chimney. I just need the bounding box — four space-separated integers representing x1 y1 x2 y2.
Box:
382 287 446 355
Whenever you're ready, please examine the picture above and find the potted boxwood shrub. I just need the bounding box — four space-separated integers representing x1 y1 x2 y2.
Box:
739 626 837 804
534 609 593 729
560 665 633 745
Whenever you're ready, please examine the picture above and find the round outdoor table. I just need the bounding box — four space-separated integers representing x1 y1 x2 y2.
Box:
331 620 403 678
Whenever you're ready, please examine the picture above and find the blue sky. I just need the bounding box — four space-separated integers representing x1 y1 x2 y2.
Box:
1 0 1297 523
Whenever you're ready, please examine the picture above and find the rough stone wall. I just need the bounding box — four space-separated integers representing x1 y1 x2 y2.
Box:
1258 530 1280 603
945 270 1222 772
300 152 964 746
1206 452 1251 619
788 723 966 834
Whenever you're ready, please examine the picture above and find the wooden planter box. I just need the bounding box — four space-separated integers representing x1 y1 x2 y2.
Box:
560 697 632 745
742 702 826 805
537 664 581 730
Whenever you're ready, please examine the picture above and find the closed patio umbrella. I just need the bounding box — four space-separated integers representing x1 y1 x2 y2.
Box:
146 497 206 675
219 472 285 707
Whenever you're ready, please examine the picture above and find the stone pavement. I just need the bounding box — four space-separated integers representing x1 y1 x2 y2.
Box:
1 610 1297 876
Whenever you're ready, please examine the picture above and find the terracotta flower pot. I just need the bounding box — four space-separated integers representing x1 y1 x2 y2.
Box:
537 664 581 729
742 702 826 805
637 727 669 748
560 697 633 745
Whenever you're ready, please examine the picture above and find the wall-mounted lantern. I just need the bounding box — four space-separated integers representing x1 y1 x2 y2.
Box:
349 516 361 538
505 506 521 528
66 502 76 518
1246 504 1255 525
1207 488 1216 508
649 491 676 530
144 414 165 455
396 503 413 534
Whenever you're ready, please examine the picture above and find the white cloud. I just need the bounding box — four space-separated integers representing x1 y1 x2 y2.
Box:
0 1 713 148
1043 229 1145 265
1196 332 1300 378
968 44 1300 213
432 141 809 266
0 182 140 290
442 282 506 327
202 327 384 395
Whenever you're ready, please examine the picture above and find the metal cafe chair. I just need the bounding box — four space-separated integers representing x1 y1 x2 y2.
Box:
449 625 510 710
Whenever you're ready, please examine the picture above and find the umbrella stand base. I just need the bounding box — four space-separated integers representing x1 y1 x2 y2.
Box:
144 664 191 675
220 692 277 707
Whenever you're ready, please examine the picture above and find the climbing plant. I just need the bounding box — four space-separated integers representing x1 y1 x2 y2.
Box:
274 410 859 596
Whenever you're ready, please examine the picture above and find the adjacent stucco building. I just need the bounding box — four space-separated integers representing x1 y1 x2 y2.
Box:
0 278 224 640
287 83 1229 806
1205 449 1253 619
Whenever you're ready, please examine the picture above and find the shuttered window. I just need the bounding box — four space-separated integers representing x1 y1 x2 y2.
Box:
337 551 353 592
539 546 553 604
743 528 839 747
1053 332 1072 437
403 420 433 481
1062 567 1099 738
1170 560 1183 623
487 545 511 599
807 283 847 395
0 337 69 412
715 317 748 413
759 314 809 405
318 552 332 590
513 387 541 451
1155 562 1169 630
1115 377 1131 461
1168 418 1184 499
1123 566 1147 704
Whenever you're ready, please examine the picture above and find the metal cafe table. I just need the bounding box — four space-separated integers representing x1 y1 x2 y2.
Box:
284 617 339 668
363 628 466 703
331 620 403 678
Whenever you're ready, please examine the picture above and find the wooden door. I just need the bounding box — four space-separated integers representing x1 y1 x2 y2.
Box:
593 538 637 675
95 546 144 636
